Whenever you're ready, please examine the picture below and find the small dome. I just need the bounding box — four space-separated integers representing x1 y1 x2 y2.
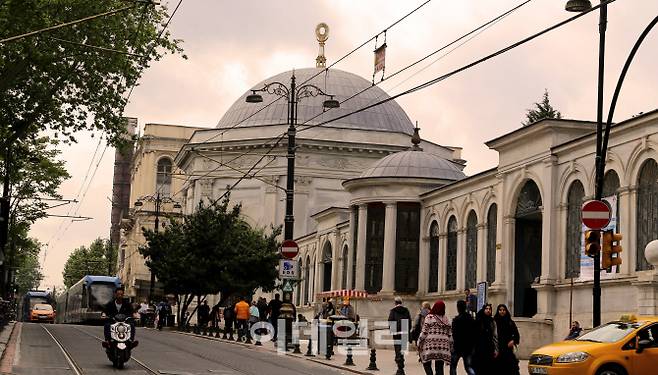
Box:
217 68 415 135
360 150 466 181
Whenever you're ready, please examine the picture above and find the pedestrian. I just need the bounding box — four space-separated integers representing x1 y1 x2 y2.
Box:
249 301 260 327
257 297 268 322
411 301 431 345
565 321 582 340
198 300 210 329
157 299 170 330
417 300 452 375
138 300 149 327
223 302 235 340
464 288 477 316
473 304 498 375
388 296 412 372
210 302 221 329
339 297 356 321
450 300 476 375
267 293 283 340
494 304 520 375
234 297 250 340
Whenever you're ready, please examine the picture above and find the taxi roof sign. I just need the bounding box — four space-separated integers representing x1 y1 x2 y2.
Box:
619 314 637 323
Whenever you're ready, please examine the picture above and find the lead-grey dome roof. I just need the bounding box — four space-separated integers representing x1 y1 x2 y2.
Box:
360 150 466 181
217 68 415 135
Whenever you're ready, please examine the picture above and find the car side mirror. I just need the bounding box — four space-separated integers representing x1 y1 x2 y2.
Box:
637 339 652 353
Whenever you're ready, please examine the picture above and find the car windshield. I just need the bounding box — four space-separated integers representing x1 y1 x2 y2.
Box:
34 304 53 311
577 322 643 343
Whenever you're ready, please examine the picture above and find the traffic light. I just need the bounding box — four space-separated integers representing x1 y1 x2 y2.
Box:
602 230 623 270
584 230 601 257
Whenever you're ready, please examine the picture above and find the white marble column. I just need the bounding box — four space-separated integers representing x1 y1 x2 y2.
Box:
347 208 357 289
540 157 559 284
355 204 368 290
618 187 633 275
331 231 341 290
381 202 398 294
418 236 430 295
501 216 515 298
438 233 447 292
476 223 486 284
456 228 466 291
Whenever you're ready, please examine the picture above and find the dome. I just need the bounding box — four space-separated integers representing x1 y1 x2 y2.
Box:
360 150 466 181
217 68 415 135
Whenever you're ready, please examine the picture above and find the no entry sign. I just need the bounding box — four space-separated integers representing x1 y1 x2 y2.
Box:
582 200 611 230
280 240 299 259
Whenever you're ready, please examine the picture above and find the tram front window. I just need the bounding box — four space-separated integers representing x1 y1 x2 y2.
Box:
89 283 116 310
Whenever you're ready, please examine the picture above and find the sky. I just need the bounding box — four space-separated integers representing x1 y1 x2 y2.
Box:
31 0 658 289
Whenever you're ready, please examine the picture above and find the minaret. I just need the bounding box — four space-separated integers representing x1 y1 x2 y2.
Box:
315 23 329 68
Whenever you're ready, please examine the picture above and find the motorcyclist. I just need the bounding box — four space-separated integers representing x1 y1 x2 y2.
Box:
103 286 135 343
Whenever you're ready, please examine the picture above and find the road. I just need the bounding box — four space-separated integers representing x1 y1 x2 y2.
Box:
8 323 346 375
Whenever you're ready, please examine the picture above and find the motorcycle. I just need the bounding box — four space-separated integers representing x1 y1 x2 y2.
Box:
101 313 139 369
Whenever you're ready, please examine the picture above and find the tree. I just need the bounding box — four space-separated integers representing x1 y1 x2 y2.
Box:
140 196 280 327
0 0 185 146
523 89 563 126
13 236 44 296
62 238 117 288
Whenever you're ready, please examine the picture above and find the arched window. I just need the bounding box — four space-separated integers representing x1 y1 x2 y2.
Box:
365 203 385 293
156 158 173 196
636 159 658 271
304 255 310 304
322 243 332 292
428 221 439 293
565 180 585 278
341 245 349 289
486 204 497 284
446 216 458 291
395 203 420 293
465 211 478 289
603 170 621 231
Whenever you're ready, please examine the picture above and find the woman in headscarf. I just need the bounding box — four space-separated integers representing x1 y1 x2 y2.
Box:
473 303 497 375
494 304 520 375
417 300 452 375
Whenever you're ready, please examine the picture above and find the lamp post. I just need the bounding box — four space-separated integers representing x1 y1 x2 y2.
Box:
134 192 181 303
245 72 339 241
565 0 605 327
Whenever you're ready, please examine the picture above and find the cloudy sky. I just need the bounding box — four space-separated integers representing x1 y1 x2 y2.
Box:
32 0 658 288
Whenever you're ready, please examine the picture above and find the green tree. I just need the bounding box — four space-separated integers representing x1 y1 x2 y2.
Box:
140 197 280 327
0 0 185 146
62 238 117 288
523 89 563 126
13 236 44 296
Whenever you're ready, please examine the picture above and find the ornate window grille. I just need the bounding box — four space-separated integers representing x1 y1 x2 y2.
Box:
466 211 478 289
429 221 440 293
636 159 658 271
395 203 420 293
446 216 458 291
365 203 385 293
565 180 585 278
486 204 497 284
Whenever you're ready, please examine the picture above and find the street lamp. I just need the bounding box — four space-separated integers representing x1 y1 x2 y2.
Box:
246 71 339 241
566 0 605 327
134 193 182 302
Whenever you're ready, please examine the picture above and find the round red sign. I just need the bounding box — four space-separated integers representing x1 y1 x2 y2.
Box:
280 240 299 259
582 200 611 230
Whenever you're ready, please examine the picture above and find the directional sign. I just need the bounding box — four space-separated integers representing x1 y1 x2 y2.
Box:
280 240 299 259
279 259 299 279
582 200 611 230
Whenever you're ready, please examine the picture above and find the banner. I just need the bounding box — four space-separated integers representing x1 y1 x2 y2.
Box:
578 195 618 281
374 43 387 74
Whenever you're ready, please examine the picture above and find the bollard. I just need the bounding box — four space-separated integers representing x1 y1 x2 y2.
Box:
366 348 379 371
293 343 301 354
344 345 355 366
305 337 314 357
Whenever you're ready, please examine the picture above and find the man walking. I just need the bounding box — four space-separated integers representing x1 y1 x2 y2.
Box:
388 296 411 374
267 293 283 339
198 300 210 329
234 297 250 341
451 300 476 375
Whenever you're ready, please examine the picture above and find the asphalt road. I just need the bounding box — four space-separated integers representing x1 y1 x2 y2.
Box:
10 323 345 375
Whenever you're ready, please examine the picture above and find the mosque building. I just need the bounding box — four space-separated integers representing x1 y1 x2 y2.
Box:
117 25 658 355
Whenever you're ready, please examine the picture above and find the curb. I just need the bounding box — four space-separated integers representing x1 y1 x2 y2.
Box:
0 322 16 358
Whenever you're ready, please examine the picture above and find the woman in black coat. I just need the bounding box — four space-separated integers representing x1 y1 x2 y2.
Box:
494 304 520 375
473 304 498 375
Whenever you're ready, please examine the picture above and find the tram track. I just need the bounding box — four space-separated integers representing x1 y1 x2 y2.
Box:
41 323 159 374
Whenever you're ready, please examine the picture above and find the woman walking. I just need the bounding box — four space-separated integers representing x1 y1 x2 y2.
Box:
417 300 452 375
494 304 520 375
473 304 497 375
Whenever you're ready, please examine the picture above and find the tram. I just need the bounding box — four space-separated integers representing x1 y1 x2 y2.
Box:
56 275 122 324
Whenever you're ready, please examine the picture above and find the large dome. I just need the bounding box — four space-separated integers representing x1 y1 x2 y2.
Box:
359 150 466 181
217 68 415 135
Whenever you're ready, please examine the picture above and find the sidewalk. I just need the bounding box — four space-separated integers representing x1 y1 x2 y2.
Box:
172 329 530 375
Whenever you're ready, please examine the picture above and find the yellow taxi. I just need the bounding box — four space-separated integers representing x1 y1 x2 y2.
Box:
528 315 658 375
30 303 55 323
